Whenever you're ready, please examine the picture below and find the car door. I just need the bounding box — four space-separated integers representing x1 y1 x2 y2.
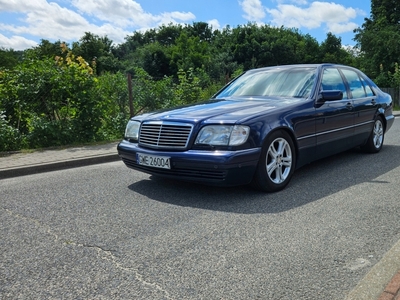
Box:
315 67 354 159
339 67 377 147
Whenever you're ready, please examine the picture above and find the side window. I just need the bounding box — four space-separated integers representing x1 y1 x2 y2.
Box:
321 68 348 99
341 68 366 98
360 76 375 97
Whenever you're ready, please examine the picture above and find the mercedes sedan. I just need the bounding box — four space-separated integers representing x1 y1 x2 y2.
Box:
117 64 394 192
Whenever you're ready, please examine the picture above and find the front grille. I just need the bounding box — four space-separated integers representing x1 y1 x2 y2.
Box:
139 121 193 149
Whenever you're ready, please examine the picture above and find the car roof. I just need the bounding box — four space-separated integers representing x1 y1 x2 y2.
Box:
246 63 352 73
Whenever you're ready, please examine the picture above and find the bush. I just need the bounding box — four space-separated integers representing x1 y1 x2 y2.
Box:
26 117 74 148
0 112 25 151
95 72 130 139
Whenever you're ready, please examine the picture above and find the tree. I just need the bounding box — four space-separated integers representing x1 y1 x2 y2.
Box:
156 23 183 46
207 26 242 81
169 32 211 73
72 32 120 74
228 24 321 70
0 48 21 69
113 31 147 59
319 33 352 64
29 39 65 59
354 0 400 83
130 67 175 112
186 22 213 42
134 42 172 78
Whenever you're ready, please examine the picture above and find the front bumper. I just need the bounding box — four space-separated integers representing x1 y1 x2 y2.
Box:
117 140 261 186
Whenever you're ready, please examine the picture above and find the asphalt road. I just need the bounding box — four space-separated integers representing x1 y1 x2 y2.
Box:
1 120 400 299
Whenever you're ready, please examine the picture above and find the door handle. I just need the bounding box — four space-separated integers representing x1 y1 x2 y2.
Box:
371 98 376 105
346 102 353 110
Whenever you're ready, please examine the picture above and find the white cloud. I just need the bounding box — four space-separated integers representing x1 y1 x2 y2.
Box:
157 11 196 26
71 0 153 27
283 0 308 4
71 0 195 28
207 19 221 30
327 22 359 35
0 0 48 12
266 1 364 34
0 0 197 49
0 1 103 44
239 0 266 22
0 33 38 50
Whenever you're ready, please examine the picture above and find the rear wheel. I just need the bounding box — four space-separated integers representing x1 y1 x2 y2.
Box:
251 130 296 192
361 116 384 153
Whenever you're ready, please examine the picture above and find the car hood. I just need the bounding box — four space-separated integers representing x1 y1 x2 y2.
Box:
136 98 302 124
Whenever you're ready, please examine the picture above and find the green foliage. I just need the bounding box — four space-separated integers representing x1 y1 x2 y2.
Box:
131 67 175 113
28 39 65 60
117 22 352 81
391 62 400 86
94 72 130 140
128 67 212 114
378 62 400 88
26 117 73 148
131 42 172 78
170 32 211 73
0 48 21 69
0 111 25 151
207 52 240 82
226 24 324 70
319 33 352 64
174 68 203 105
0 44 104 150
73 32 120 74
354 0 400 84
0 58 57 134
157 23 184 46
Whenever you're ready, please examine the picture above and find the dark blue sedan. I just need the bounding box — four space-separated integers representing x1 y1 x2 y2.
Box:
117 64 394 192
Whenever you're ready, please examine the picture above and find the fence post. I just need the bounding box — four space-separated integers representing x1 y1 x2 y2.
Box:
127 73 134 117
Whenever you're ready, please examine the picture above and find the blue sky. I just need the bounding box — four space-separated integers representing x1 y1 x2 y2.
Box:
0 0 370 51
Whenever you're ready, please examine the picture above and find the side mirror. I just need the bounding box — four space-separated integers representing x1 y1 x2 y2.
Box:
318 90 343 102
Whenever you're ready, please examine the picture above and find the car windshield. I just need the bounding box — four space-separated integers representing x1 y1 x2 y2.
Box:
215 67 317 99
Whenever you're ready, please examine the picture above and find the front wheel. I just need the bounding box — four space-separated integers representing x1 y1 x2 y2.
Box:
361 116 385 153
251 130 296 192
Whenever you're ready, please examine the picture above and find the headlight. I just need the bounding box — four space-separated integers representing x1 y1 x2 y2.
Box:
125 120 140 141
195 125 250 146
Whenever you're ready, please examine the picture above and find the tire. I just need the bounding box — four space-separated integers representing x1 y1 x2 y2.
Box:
251 130 296 192
361 116 385 153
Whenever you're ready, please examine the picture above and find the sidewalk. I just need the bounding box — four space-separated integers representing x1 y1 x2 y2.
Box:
0 142 120 179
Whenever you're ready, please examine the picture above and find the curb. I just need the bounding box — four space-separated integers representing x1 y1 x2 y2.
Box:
345 238 400 300
378 271 400 300
0 153 120 180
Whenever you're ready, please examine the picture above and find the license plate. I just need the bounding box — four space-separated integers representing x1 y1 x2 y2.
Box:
137 153 171 169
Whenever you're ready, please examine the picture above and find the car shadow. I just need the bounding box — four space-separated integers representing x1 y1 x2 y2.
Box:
128 144 400 214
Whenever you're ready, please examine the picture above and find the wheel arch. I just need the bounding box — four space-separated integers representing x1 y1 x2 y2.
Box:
377 112 387 132
376 111 387 132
